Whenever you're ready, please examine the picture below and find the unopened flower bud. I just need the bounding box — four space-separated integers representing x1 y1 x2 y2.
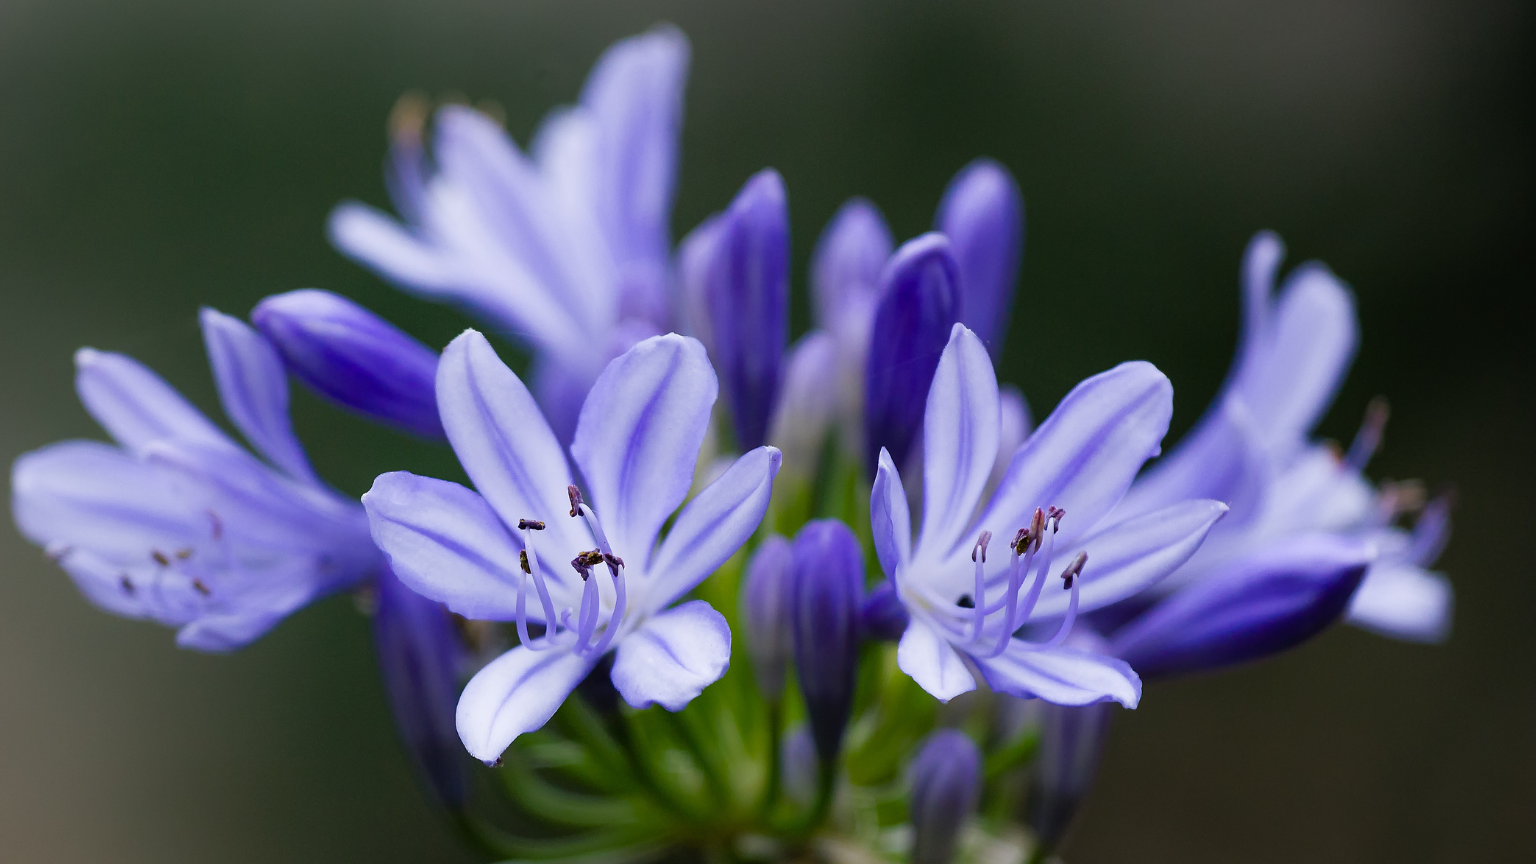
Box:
935 159 1023 358
860 580 910 641
811 197 893 328
790 519 864 762
909 729 981 864
741 535 795 701
864 233 960 473
252 290 443 439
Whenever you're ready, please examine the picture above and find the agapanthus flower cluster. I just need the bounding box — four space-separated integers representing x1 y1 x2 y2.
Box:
10 24 1452 864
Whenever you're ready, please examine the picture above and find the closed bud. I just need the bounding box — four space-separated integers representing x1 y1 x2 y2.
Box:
935 159 1024 358
860 580 910 641
697 169 790 450
790 519 864 762
864 233 960 474
741 536 795 702
811 197 893 328
252 290 444 439
909 729 981 864
373 567 467 808
767 332 838 484
1109 535 1373 678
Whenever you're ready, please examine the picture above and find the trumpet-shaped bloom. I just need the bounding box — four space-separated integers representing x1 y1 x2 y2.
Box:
329 27 688 441
10 310 379 651
362 330 780 763
1115 232 1453 643
869 324 1228 705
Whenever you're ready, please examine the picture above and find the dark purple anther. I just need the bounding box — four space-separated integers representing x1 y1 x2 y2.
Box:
373 567 467 809
860 580 910 642
741 535 795 702
790 519 864 762
864 233 961 473
700 169 789 450
1108 535 1372 678
252 290 444 440
935 159 1023 359
909 729 982 864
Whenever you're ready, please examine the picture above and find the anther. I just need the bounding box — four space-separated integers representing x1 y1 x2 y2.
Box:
192 578 211 596
568 485 584 518
603 552 624 570
519 550 531 574
972 531 992 563
175 548 193 560
46 545 74 564
151 550 171 567
571 549 604 580
1059 552 1088 590
517 519 546 531
120 575 136 595
207 510 223 541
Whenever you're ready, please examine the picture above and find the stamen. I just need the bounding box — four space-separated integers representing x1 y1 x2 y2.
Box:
517 519 546 531
572 575 599 653
1042 553 1088 647
969 531 992 642
151 549 171 567
1345 397 1389 471
120 575 135 595
207 510 223 541
175 548 193 560
1015 509 1060 622
982 520 1035 658
568 485 584 518
518 524 563 651
192 578 212 597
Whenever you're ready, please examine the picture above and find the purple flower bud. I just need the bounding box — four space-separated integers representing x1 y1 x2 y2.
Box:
699 169 790 450
909 729 981 864
373 567 466 808
1109 535 1373 678
860 580 910 641
935 159 1023 358
251 290 444 440
811 197 893 328
1026 701 1113 853
742 536 795 702
790 519 865 762
864 234 961 473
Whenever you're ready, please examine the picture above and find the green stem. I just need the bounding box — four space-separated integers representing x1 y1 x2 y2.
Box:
611 709 710 823
663 709 733 810
758 700 783 819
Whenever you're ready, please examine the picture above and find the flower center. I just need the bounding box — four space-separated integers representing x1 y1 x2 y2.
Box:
514 485 628 658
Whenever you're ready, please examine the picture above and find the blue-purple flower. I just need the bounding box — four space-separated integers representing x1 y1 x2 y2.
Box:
362 330 780 763
909 729 982 864
869 324 1228 705
1115 232 1453 643
11 310 379 650
329 27 688 441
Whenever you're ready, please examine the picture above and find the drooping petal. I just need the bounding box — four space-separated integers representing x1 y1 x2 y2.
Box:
897 618 976 702
700 169 790 451
610 599 731 712
571 334 717 560
1109 534 1372 678
934 159 1023 356
199 308 316 483
73 348 233 457
252 290 444 440
1345 563 1453 643
364 471 574 622
435 330 585 553
457 645 597 763
11 440 199 558
646 446 781 611
811 197 892 329
973 641 1140 707
973 361 1172 556
864 233 962 473
870 448 913 579
918 324 1000 557
1024 499 1229 620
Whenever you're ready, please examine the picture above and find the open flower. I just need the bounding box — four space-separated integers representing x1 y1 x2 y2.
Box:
329 27 688 440
1115 231 1453 643
10 310 379 650
362 330 780 763
869 324 1227 705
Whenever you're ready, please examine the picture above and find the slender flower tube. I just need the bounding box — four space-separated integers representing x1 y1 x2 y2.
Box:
693 169 791 450
1025 698 1113 855
362 330 781 763
935 158 1024 358
10 310 379 650
864 234 961 473
1113 231 1453 643
870 324 1228 705
328 27 688 441
741 535 795 702
252 289 444 440
909 729 982 864
790 519 865 762
1109 534 1372 677
373 566 467 807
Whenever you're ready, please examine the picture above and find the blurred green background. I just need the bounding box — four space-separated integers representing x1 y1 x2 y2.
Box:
1 0 1531 861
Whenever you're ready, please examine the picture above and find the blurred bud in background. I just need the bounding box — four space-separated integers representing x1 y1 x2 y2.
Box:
741 535 795 703
934 158 1024 360
910 729 982 864
790 519 864 762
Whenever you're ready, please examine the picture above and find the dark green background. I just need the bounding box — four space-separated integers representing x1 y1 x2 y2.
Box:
2 1 1531 861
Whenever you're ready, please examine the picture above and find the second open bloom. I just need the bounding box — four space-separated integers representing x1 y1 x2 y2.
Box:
363 330 780 763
